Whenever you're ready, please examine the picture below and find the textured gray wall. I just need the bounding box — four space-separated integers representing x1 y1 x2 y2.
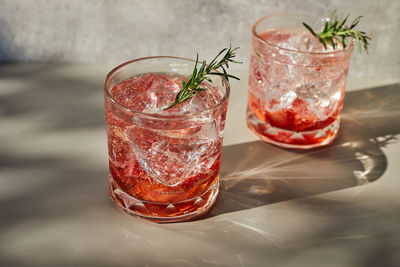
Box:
0 0 399 79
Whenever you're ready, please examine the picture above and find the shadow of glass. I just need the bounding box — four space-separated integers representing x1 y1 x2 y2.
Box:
207 83 400 217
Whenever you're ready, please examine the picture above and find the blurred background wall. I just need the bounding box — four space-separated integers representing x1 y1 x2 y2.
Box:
0 0 399 79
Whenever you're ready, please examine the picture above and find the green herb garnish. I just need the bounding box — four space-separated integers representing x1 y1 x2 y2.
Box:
166 45 241 110
303 10 371 53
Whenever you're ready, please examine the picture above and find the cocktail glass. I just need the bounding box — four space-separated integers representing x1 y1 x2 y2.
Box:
104 56 229 222
247 14 354 149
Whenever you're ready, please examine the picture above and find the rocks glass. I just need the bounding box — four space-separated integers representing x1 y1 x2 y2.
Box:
104 57 229 222
247 14 354 149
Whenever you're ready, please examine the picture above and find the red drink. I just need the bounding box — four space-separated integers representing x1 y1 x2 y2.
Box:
104 57 229 222
247 15 354 149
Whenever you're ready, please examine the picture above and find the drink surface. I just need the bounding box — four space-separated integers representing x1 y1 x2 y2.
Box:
110 73 223 114
248 29 351 147
106 73 225 219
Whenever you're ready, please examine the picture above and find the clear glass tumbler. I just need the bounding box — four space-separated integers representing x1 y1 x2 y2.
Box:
247 14 354 149
104 57 229 222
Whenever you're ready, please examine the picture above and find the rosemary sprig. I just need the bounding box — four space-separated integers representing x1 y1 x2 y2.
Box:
303 10 371 53
166 46 241 110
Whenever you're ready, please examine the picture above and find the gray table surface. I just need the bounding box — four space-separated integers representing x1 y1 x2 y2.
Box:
0 63 399 267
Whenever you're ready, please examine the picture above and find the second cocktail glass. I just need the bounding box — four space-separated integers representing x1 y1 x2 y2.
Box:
247 14 354 149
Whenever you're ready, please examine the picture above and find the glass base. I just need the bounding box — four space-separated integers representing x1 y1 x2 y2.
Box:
109 174 219 223
246 106 340 149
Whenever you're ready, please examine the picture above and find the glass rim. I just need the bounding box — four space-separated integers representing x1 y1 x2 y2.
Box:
104 56 230 120
252 13 355 55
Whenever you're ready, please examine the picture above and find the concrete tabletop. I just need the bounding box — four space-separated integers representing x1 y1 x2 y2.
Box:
0 63 399 266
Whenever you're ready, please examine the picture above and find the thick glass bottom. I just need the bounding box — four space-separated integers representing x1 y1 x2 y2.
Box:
246 106 340 149
109 174 219 223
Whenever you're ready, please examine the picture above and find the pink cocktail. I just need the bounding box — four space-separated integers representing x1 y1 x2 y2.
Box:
247 14 354 149
104 57 229 222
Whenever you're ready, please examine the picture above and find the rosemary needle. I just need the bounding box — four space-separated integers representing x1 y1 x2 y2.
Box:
303 10 371 54
166 45 241 110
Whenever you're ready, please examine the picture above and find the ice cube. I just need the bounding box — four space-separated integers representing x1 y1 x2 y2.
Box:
132 134 218 186
111 73 183 114
162 82 223 115
143 75 182 113
180 93 208 114
278 91 297 109
296 85 332 120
